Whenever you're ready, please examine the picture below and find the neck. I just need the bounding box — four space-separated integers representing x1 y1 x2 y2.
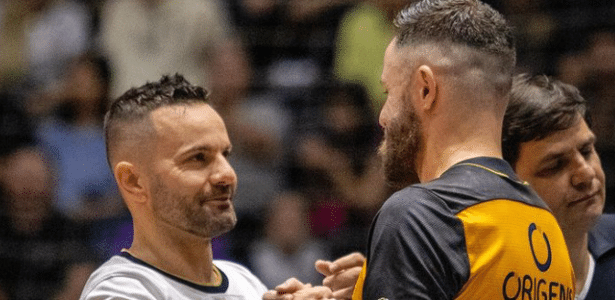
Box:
564 230 591 293
418 121 503 182
129 220 218 285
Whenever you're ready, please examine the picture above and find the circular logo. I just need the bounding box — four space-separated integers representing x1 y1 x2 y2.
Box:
528 223 552 272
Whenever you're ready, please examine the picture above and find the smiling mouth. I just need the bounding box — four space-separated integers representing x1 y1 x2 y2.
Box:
211 194 234 202
199 195 232 206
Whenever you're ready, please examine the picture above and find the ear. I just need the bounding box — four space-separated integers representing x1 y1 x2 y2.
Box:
114 161 148 204
415 65 437 111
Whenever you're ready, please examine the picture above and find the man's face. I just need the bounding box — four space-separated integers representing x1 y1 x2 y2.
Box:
514 117 605 236
378 40 422 188
147 103 238 238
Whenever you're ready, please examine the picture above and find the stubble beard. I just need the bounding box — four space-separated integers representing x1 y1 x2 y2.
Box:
150 176 237 239
378 108 422 190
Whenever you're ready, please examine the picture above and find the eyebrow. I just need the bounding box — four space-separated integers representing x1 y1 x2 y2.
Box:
180 144 232 157
536 151 564 166
536 134 596 166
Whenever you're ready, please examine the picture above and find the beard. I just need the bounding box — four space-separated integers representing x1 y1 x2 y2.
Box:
378 108 422 190
150 175 237 238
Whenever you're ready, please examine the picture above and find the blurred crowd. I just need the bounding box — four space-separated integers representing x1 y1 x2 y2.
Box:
0 0 614 299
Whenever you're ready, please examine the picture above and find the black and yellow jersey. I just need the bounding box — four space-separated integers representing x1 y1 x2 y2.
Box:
353 157 575 300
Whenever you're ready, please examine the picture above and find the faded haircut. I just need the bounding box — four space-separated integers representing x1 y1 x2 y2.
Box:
394 0 516 95
502 74 589 166
104 74 209 167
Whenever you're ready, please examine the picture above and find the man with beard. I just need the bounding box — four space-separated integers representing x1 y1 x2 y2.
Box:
309 75 615 300
350 0 575 299
79 74 333 299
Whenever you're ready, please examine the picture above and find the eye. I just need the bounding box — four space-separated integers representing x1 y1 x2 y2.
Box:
190 153 207 162
579 144 594 159
536 159 564 177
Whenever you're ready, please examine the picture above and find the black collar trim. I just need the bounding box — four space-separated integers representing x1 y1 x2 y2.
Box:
119 251 229 293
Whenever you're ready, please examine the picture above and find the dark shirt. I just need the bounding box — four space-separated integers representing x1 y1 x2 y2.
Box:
355 157 575 300
587 214 615 299
0 211 96 300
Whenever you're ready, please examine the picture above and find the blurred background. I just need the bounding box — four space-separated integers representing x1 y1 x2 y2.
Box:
1 0 614 298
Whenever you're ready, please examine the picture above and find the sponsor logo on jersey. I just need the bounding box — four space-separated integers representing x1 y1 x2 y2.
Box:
501 223 573 300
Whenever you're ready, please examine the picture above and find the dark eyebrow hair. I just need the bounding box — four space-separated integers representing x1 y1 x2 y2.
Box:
536 132 596 166
181 144 232 156
536 151 565 166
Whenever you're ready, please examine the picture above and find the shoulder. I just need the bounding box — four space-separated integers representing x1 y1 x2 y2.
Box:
214 260 268 295
589 214 615 258
592 214 615 231
371 185 466 255
590 214 615 241
214 260 264 281
376 186 450 228
214 260 259 277
80 255 169 299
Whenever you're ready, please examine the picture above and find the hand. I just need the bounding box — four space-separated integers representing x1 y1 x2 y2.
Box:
263 278 335 300
315 252 365 300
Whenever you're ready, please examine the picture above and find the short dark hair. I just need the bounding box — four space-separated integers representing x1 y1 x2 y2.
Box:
394 0 516 94
502 74 589 166
104 74 209 167
395 0 515 59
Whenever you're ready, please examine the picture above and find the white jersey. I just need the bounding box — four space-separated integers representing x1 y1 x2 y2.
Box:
80 252 268 299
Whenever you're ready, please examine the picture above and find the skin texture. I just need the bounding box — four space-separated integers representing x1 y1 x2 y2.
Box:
378 40 423 188
263 278 334 300
379 40 506 184
147 104 237 239
114 103 237 285
514 117 605 236
315 252 365 299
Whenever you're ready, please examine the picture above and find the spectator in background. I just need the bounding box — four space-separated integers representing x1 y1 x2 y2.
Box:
292 82 387 258
0 92 34 157
221 97 290 263
495 0 558 74
99 0 249 104
34 53 129 260
228 0 352 89
333 0 407 113
0 145 98 300
249 191 330 288
227 0 352 151
0 0 91 94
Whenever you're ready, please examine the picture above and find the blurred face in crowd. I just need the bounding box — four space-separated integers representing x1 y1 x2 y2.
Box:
378 40 422 188
146 103 238 238
514 116 605 236
0 148 53 224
